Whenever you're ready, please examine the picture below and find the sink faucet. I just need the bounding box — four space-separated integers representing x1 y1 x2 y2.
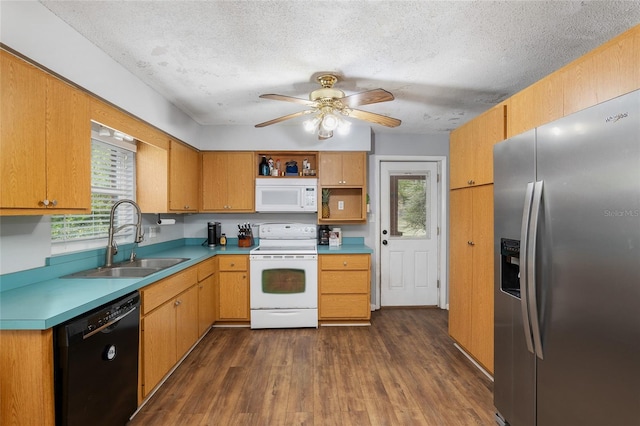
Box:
105 199 144 267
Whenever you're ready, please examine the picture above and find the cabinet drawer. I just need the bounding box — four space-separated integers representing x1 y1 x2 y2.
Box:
320 271 370 293
320 294 370 319
218 255 247 271
320 254 370 270
197 257 216 281
141 267 198 315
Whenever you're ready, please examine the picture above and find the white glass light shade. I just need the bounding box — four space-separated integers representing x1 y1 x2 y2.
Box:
321 113 339 131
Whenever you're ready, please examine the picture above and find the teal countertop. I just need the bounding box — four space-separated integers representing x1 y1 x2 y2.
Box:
0 238 371 331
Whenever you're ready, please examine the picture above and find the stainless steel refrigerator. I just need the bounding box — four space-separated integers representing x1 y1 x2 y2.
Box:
493 89 640 426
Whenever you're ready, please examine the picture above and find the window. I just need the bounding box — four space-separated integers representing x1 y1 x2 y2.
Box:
52 137 136 248
389 173 429 238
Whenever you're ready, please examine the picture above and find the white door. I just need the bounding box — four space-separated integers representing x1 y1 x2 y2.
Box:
380 161 439 306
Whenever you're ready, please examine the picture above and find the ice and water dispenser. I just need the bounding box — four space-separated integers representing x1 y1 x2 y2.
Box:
500 238 521 298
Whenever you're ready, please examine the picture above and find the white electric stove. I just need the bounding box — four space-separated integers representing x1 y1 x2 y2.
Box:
249 223 318 329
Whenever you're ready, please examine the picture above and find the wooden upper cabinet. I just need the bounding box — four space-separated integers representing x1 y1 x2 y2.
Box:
507 73 564 138
1 50 91 214
319 152 366 186
45 76 91 210
201 151 254 212
450 103 506 189
563 25 639 117
169 140 199 212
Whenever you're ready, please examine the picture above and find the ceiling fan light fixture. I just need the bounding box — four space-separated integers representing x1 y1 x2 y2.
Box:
321 112 339 131
337 118 351 135
303 116 321 132
318 127 333 140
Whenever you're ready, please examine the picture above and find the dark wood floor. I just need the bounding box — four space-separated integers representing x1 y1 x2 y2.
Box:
130 308 495 425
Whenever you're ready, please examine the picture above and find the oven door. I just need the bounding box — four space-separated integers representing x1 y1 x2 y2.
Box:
249 254 318 309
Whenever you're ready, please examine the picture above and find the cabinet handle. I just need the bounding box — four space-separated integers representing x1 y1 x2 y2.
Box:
467 179 475 185
468 241 475 246
175 300 182 306
184 205 190 209
230 263 235 267
51 199 58 206
41 199 50 206
343 261 348 266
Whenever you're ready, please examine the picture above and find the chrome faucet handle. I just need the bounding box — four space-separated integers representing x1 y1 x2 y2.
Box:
112 239 118 255
130 250 137 262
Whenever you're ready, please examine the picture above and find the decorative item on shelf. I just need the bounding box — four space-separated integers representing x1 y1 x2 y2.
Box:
259 156 269 176
237 222 255 247
321 188 331 218
366 193 371 213
285 160 298 176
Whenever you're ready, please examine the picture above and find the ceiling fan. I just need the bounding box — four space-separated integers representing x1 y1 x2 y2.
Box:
255 74 401 139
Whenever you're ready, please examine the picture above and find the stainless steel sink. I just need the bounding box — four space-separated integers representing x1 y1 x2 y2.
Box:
63 258 189 279
121 258 189 269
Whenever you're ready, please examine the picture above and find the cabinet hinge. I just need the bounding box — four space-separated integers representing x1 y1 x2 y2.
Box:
437 173 441 183
437 279 441 289
437 226 440 236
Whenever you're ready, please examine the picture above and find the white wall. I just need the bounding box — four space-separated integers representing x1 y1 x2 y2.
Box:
0 1 201 145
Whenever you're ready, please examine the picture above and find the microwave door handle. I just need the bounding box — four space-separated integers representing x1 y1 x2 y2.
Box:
520 182 535 355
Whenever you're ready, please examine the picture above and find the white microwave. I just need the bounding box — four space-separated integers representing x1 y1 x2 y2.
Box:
255 178 317 212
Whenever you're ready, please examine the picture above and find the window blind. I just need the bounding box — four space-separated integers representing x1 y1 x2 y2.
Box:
52 139 136 242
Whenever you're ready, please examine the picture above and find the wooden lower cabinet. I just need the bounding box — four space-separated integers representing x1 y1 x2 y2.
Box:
448 185 494 373
319 254 371 322
140 266 199 399
217 255 250 322
0 329 55 426
197 257 217 336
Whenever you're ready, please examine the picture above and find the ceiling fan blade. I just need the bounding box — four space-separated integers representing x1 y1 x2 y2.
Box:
255 110 312 128
347 109 402 127
259 94 317 107
340 89 394 108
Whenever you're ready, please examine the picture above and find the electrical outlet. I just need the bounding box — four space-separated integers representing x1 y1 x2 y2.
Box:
338 200 344 210
148 226 158 239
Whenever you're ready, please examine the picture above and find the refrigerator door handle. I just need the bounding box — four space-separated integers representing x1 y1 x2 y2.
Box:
528 180 544 359
519 182 536 355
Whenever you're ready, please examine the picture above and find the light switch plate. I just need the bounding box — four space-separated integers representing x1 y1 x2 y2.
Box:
338 200 344 210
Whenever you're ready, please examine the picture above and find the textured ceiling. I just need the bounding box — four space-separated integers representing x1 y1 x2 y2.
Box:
40 1 639 135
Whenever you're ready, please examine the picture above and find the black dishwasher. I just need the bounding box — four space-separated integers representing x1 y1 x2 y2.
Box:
55 291 140 426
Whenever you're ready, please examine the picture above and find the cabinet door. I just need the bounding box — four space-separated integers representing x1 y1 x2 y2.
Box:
450 104 505 189
448 188 473 349
142 301 177 396
0 51 47 209
449 121 475 190
470 185 494 372
175 286 199 359
319 152 366 186
198 274 216 336
224 152 255 211
218 272 249 320
45 76 91 210
319 152 343 186
340 152 366 186
201 151 229 211
169 140 199 211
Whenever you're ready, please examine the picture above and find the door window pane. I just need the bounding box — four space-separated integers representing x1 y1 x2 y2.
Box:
390 172 430 238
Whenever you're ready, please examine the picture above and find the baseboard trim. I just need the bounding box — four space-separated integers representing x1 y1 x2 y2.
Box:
453 342 494 382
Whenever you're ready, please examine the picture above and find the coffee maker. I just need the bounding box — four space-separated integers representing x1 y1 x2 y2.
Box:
318 225 331 245
207 222 221 247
